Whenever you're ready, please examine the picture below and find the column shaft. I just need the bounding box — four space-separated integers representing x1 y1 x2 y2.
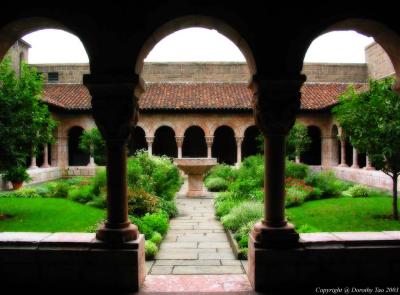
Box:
29 155 37 169
339 140 348 167
235 137 243 165
42 144 50 168
351 147 359 168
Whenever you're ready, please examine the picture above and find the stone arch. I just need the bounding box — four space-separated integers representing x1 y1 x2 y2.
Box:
212 125 236 165
300 125 322 165
295 18 400 90
182 125 207 158
209 122 238 139
153 126 177 158
135 15 257 79
128 126 148 156
67 126 89 166
242 125 261 160
150 121 177 138
0 17 92 62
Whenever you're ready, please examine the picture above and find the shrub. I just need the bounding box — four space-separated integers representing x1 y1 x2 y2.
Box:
130 216 154 239
141 212 169 236
206 164 237 182
221 201 263 231
3 166 31 184
285 187 309 207
34 186 51 198
127 188 158 216
234 220 255 242
150 232 163 245
157 199 178 218
92 168 107 195
145 240 158 260
205 177 229 192
68 185 95 204
215 199 237 218
86 196 106 209
238 235 249 249
343 185 369 198
47 182 69 198
285 160 309 179
10 188 40 198
305 171 351 198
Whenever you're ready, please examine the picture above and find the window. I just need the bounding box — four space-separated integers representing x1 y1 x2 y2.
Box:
48 72 59 83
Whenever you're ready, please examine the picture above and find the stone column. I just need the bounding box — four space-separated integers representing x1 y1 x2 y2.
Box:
41 144 50 168
351 147 359 168
295 155 300 163
364 155 375 170
205 136 214 158
339 139 348 167
146 136 154 156
235 136 244 165
29 154 38 169
57 136 68 168
175 136 184 158
249 75 304 248
321 136 337 167
84 73 141 243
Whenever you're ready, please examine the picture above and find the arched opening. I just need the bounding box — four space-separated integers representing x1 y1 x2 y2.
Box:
212 125 236 165
242 126 261 160
300 126 321 165
182 126 207 158
128 126 147 156
345 140 353 167
68 126 89 166
153 126 177 158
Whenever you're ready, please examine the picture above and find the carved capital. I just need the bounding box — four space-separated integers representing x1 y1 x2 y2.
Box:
145 136 155 145
175 136 184 147
235 136 244 145
251 74 306 136
205 136 214 146
84 74 141 146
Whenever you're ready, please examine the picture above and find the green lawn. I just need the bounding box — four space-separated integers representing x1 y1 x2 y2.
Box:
287 196 400 232
0 197 105 232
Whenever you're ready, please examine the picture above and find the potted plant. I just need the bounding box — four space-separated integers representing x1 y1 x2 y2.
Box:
3 166 31 190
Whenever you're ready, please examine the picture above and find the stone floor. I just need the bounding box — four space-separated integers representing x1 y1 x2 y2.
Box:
147 181 247 275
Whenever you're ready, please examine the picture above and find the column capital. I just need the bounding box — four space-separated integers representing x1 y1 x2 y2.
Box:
84 73 141 146
250 74 306 136
205 136 214 146
235 136 244 145
145 136 155 144
175 136 184 146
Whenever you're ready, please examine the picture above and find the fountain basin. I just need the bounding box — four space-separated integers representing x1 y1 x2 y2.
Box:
174 158 217 197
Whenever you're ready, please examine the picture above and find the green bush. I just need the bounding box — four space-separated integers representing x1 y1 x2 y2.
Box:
130 216 154 239
47 182 69 198
205 177 229 192
157 199 178 218
215 199 238 218
285 187 309 207
9 188 40 198
285 160 309 179
305 171 351 198
68 185 95 204
238 235 249 249
206 164 237 181
3 166 31 183
145 240 158 260
150 232 163 245
92 168 106 195
343 185 369 198
86 196 106 209
234 220 255 242
142 212 169 236
127 188 158 216
34 186 51 198
221 201 263 231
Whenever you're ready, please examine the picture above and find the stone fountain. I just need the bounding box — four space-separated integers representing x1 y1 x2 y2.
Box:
174 158 217 197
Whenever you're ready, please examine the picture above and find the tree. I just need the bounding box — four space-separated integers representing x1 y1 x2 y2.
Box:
333 78 400 219
79 128 106 165
0 56 56 175
286 123 312 162
256 123 311 160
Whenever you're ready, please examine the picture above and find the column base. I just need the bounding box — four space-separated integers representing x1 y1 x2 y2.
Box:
96 223 138 243
351 164 360 169
250 221 300 249
338 164 349 167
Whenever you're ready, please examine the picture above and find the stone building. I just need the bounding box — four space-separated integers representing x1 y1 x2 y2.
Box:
3 40 396 192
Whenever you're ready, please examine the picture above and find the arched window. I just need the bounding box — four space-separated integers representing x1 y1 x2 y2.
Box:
301 126 322 165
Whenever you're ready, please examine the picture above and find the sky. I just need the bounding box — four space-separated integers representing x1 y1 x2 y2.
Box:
21 28 375 64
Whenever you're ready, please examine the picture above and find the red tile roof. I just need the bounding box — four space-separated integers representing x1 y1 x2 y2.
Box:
42 82 367 112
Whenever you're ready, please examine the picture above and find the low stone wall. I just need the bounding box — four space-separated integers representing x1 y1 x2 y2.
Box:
0 232 145 292
317 166 400 191
0 166 97 191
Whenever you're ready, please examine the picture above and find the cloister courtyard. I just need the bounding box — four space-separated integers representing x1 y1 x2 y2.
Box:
1 3 400 293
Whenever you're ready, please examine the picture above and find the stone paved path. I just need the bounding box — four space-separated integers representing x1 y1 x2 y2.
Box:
148 180 246 275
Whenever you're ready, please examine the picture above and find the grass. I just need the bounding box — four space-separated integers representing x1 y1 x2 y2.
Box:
287 195 400 232
0 197 105 232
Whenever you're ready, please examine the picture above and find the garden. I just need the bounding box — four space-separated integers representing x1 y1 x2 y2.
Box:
0 151 183 259
204 155 400 258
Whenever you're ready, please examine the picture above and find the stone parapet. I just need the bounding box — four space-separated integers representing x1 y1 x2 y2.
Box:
0 232 145 292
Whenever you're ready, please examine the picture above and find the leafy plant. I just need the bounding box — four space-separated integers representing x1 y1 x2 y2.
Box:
343 185 369 198
204 177 229 192
9 188 40 198
3 166 31 184
141 212 169 236
150 232 163 245
145 240 158 260
285 160 309 179
68 185 95 204
221 201 263 231
79 128 106 165
127 188 158 216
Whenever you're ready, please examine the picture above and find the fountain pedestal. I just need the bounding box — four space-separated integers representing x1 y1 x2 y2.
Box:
174 158 217 197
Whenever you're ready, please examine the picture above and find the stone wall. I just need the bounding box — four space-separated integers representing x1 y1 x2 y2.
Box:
301 63 368 83
32 62 371 84
365 42 395 79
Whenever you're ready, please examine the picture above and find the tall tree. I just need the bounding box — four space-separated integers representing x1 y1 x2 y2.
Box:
0 57 56 173
333 78 400 219
79 128 106 165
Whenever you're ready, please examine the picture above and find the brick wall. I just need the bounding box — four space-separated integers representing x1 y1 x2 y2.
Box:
31 62 371 84
365 42 395 79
